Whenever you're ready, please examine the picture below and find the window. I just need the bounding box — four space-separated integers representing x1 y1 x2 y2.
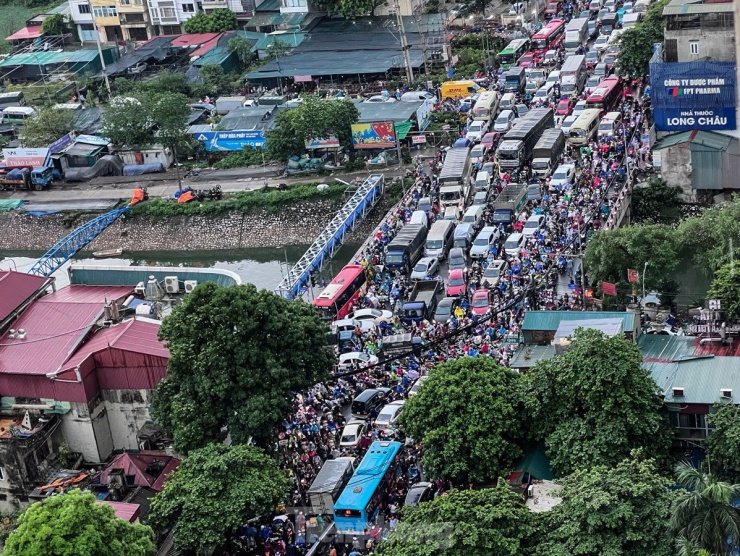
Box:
282 0 306 7
93 5 117 16
161 6 176 17
120 0 131 5
689 41 699 55
664 38 678 62
78 3 91 13
182 3 194 11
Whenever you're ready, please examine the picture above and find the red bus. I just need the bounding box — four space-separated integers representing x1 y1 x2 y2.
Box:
585 77 623 112
312 264 368 321
531 19 566 56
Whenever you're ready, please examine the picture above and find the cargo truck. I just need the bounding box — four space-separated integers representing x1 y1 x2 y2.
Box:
495 108 554 169
402 280 442 324
492 182 527 225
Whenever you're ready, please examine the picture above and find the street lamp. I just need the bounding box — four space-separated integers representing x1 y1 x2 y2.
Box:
642 261 649 304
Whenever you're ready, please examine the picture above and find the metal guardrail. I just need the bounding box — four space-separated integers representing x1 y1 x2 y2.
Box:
274 174 385 299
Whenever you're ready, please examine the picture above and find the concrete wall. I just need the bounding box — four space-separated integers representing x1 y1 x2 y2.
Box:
665 28 735 63
61 400 112 463
102 389 154 451
656 143 697 202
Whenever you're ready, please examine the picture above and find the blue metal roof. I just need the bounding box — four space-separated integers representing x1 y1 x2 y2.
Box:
334 441 402 511
644 356 740 404
521 310 636 331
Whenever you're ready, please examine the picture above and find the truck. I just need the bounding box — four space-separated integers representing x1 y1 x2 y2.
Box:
564 18 589 54
438 147 471 208
0 166 53 191
504 67 526 94
440 80 480 100
495 107 554 169
560 54 585 79
402 280 442 324
385 224 428 273
307 457 356 514
531 128 565 178
492 182 527 225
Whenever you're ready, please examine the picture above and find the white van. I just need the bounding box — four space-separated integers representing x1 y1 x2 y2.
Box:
425 219 456 260
401 91 436 102
597 111 622 137
499 92 516 111
475 171 491 192
503 232 525 256
589 0 602 11
462 205 485 228
409 210 429 228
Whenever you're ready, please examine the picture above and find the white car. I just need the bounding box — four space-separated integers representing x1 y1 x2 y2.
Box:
522 214 546 237
411 256 440 280
470 143 488 160
466 120 488 142
546 70 561 87
347 308 393 325
375 400 405 431
542 49 559 66
331 318 377 335
338 352 379 371
494 110 516 132
585 75 602 94
594 35 610 52
533 85 553 102
340 419 367 448
408 375 428 397
549 163 576 189
366 95 396 103
470 226 501 259
561 115 578 135
573 100 588 118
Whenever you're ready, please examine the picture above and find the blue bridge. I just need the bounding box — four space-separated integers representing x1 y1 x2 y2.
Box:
27 206 131 277
275 174 386 299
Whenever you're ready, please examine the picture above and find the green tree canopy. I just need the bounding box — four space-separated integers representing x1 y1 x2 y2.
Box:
677 197 740 276
102 92 190 149
4 489 155 556
228 36 256 67
101 96 151 147
312 0 386 17
152 283 332 453
631 178 683 224
376 481 538 556
400 357 525 485
266 95 360 159
182 9 237 33
616 0 669 77
40 13 66 36
524 328 672 475
706 403 740 482
149 443 288 552
538 453 674 556
707 262 740 317
21 106 74 147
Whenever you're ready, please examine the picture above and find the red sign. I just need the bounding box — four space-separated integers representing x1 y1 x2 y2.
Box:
627 269 639 283
2 148 49 168
601 282 617 296
412 135 427 144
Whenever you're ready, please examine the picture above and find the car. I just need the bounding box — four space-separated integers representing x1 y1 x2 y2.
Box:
471 289 492 316
545 70 561 86
417 197 433 213
514 103 529 118
482 259 508 286
433 296 460 323
480 132 499 150
339 419 368 449
549 163 576 189
542 49 559 66
603 54 617 71
481 161 496 176
525 80 540 97
518 53 537 68
411 256 440 280
606 42 621 56
603 0 616 11
597 8 609 20
470 143 488 160
585 49 601 68
522 214 546 237
470 226 500 259
408 375 429 396
544 1 562 18
573 99 588 118
473 191 488 205
459 95 479 112
127 61 148 74
533 85 553 102
527 182 542 201
331 318 377 335
374 400 405 431
587 20 598 38
594 34 610 52
366 95 396 103
561 114 578 135
594 62 611 78
446 269 467 296
525 68 546 88
555 98 574 116
466 120 488 142
579 9 592 18
493 109 516 132
404 482 435 506
618 1 633 20
585 75 602 94
448 247 467 273
338 351 380 371
347 308 393 325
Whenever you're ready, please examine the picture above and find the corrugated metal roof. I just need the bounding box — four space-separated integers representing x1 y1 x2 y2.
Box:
653 131 692 150
252 32 305 51
69 265 241 287
554 318 624 339
100 451 180 492
97 501 141 523
521 310 636 331
643 360 678 394
509 344 556 368
0 271 48 324
356 99 424 123
638 334 698 362
663 0 732 15
0 51 70 67
5 26 42 41
170 32 221 48
659 356 740 403
45 285 133 304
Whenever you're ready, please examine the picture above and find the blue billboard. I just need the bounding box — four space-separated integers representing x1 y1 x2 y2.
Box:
649 60 736 132
193 130 266 151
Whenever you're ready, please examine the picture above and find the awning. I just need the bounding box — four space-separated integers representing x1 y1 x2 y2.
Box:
654 129 733 151
394 121 413 140
6 26 42 41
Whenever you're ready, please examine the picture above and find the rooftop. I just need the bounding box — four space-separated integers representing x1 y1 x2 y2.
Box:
99 451 180 493
663 0 733 15
645 356 740 404
98 500 141 523
521 310 636 332
354 99 424 123
5 26 42 41
0 270 49 326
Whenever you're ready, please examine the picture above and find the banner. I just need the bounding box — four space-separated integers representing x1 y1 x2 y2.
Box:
351 122 396 149
305 136 339 149
627 269 638 283
412 135 427 144
601 282 617 296
47 132 75 154
416 98 434 132
193 130 265 151
2 148 49 168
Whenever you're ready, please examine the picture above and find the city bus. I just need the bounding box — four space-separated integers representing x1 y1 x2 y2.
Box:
585 77 623 112
471 90 500 121
498 38 531 70
333 441 403 535
531 19 566 56
2 106 35 124
312 264 367 321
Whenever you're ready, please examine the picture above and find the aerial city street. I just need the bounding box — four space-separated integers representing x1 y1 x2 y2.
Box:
0 0 739 552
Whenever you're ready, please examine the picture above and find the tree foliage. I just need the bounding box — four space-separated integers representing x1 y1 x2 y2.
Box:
400 357 525 485
152 283 332 453
21 106 73 147
182 9 237 33
101 96 151 147
263 38 293 61
670 461 740 556
706 403 740 482
524 328 672 475
631 178 683 224
149 444 288 552
616 0 669 77
539 453 674 556
312 0 386 17
40 13 66 36
193 64 237 98
102 92 190 149
228 36 256 67
677 197 740 276
707 262 740 317
4 489 155 556
376 481 538 556
266 95 359 159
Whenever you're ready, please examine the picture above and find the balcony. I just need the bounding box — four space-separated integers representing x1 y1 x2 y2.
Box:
120 12 149 24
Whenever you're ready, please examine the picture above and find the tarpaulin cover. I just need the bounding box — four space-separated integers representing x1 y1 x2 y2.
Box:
64 154 124 182
104 36 173 76
122 163 165 176
0 200 23 212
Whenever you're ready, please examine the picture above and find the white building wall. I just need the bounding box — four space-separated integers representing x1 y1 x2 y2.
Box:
61 400 113 463
69 0 106 42
102 389 154 451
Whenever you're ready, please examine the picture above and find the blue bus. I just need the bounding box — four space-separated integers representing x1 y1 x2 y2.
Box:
333 441 403 535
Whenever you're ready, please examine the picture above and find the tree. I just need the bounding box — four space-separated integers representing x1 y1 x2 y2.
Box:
312 0 386 17
147 92 192 150
538 453 674 556
616 0 669 77
263 38 293 61
631 178 683 224
524 328 672 475
400 357 525 485
194 64 234 98
102 96 152 147
228 36 256 67
707 262 740 317
4 489 155 556
152 283 332 453
41 13 66 36
149 444 288 552
677 197 740 276
670 461 740 556
182 9 237 33
21 106 73 147
266 95 359 159
142 70 191 96
706 403 740 482
376 481 538 556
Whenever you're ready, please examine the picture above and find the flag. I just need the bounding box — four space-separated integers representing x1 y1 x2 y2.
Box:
602 282 617 296
627 269 639 283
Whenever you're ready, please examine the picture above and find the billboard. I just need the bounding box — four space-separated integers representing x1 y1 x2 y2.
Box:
351 122 396 149
650 60 736 131
305 136 339 149
416 98 434 132
193 130 265 151
2 148 49 168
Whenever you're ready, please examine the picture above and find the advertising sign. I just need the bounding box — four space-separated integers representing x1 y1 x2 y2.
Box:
194 130 265 151
416 98 434 132
47 132 75 154
649 60 736 131
351 122 396 149
2 148 49 168
412 135 427 144
305 136 340 149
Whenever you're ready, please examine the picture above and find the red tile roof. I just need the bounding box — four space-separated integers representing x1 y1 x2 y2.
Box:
692 336 740 357
0 270 49 324
170 32 220 48
5 26 42 41
100 451 180 492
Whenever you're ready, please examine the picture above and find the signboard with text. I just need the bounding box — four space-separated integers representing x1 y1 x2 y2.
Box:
193 130 265 151
2 148 49 168
416 98 434 132
351 122 396 149
305 136 340 149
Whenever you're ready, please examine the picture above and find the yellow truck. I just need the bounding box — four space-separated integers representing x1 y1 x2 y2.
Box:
440 80 481 100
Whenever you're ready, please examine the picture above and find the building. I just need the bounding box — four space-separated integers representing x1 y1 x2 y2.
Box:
118 0 155 41
148 0 200 34
662 0 734 63
68 0 102 42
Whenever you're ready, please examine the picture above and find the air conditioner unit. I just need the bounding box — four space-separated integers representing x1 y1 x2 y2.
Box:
721 389 733 399
184 280 198 293
164 276 179 294
672 387 685 398
134 281 146 295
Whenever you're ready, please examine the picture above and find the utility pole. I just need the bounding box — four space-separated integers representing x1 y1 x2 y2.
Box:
393 0 414 84
412 11 430 77
87 0 111 96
